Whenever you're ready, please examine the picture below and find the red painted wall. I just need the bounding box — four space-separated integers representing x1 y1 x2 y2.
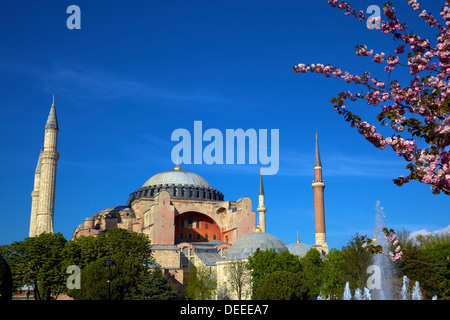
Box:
175 212 221 242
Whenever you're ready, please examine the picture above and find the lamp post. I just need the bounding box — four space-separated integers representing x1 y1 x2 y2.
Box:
103 257 116 300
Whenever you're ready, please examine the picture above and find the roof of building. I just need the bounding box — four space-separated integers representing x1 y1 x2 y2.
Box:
127 166 224 203
287 242 314 258
98 205 133 213
314 133 322 167
190 240 228 266
45 96 58 130
142 169 212 189
259 171 264 196
226 231 288 261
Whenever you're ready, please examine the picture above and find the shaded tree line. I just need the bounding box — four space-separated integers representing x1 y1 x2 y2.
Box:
245 231 449 300
0 228 178 300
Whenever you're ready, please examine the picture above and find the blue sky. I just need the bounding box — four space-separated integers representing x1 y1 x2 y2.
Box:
0 0 448 250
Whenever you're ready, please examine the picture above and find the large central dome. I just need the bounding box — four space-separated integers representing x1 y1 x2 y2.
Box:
127 165 224 204
142 169 212 189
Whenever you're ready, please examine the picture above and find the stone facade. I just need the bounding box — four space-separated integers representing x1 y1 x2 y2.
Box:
28 98 330 299
72 168 256 296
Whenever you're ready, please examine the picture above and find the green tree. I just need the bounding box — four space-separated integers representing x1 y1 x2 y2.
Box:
134 268 178 300
253 271 304 300
0 232 67 300
62 234 105 269
66 228 153 300
299 248 324 299
422 244 450 299
320 248 345 299
338 233 372 290
397 230 450 300
246 249 302 291
183 266 217 300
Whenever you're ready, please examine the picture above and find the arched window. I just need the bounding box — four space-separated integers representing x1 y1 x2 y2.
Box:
205 234 209 241
213 234 217 240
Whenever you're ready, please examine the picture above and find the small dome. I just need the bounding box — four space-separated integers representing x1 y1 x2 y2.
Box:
226 232 288 260
287 242 313 258
142 169 212 189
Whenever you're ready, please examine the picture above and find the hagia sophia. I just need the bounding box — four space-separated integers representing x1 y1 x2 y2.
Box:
28 97 329 299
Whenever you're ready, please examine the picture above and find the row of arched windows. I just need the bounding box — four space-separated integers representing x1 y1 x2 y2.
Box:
179 232 217 241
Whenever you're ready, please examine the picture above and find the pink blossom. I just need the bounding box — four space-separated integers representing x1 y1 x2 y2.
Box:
395 45 405 54
372 52 385 63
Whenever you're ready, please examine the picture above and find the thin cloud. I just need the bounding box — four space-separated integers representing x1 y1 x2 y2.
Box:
408 224 450 240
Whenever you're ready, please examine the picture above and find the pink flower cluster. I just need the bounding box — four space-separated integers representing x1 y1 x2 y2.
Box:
293 1 450 195
385 233 403 262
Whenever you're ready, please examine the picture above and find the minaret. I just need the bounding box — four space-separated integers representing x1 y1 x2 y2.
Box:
257 170 267 233
32 95 59 236
312 133 328 254
29 149 42 237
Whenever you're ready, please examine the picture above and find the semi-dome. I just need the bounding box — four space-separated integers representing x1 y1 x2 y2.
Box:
226 231 288 260
142 169 212 189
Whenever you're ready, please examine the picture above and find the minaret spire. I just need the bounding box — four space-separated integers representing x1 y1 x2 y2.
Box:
257 169 267 233
30 95 60 236
312 133 328 254
45 94 58 130
315 132 322 167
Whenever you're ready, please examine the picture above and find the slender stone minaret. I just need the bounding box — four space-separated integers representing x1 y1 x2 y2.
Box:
29 149 42 237
257 170 267 233
31 95 59 236
312 133 328 254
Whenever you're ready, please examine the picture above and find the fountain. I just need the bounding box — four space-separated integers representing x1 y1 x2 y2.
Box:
343 282 352 300
412 281 423 300
354 288 362 300
371 201 396 300
363 287 371 300
401 275 410 300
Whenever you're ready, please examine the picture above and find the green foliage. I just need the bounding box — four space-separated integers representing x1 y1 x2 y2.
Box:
299 249 324 298
319 249 345 299
134 268 178 300
253 271 304 300
66 228 153 300
183 266 217 300
339 233 373 290
246 249 302 290
0 232 67 300
397 230 450 299
0 228 154 300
